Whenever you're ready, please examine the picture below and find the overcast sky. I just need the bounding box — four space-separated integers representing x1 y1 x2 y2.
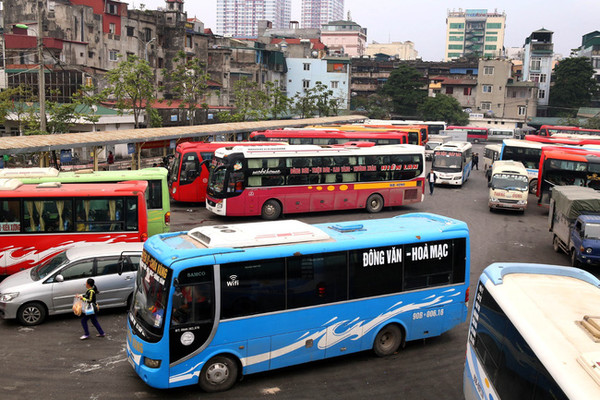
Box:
138 0 599 61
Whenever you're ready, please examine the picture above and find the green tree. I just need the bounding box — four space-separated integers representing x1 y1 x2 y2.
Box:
230 77 269 121
264 80 290 119
292 87 318 118
549 57 599 117
105 55 156 128
366 93 392 119
381 64 427 117
418 94 468 125
0 86 32 135
163 51 210 126
23 89 81 135
72 85 107 131
584 116 600 129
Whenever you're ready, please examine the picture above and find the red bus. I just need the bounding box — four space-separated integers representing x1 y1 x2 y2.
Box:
167 141 286 203
446 126 489 143
0 180 148 277
537 125 600 137
298 125 423 145
525 134 600 147
537 147 600 205
205 144 425 219
249 129 409 146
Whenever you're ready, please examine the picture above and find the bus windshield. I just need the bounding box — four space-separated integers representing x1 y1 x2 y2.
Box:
432 151 462 172
491 173 529 191
131 252 172 336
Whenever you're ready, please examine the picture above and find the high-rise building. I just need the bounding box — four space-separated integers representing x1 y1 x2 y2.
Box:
216 0 292 38
301 0 344 29
523 29 554 114
445 9 506 61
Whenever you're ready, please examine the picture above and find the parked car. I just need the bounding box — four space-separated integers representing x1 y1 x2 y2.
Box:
0 243 143 326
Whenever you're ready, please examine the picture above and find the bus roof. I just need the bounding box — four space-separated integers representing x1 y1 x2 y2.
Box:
0 167 167 182
156 212 467 253
215 144 424 158
446 126 488 131
0 180 148 196
502 138 545 149
176 141 287 152
434 141 471 151
481 263 600 398
491 160 527 175
251 129 409 137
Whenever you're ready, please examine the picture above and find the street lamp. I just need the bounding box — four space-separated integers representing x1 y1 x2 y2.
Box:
135 36 156 62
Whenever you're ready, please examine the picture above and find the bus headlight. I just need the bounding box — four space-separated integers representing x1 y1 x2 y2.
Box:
0 292 19 302
144 357 162 368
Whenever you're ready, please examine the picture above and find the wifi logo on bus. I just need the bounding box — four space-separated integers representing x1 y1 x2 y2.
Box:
227 275 239 287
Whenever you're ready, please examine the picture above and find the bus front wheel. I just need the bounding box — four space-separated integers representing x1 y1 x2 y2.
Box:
199 355 239 393
261 200 282 220
373 324 403 357
366 194 384 213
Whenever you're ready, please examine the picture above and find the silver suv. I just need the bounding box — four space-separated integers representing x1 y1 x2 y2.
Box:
0 243 143 326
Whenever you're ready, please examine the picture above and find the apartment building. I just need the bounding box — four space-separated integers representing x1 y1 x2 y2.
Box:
365 41 418 60
445 9 506 61
320 19 366 57
577 31 600 84
523 29 554 115
216 0 292 38
301 0 344 29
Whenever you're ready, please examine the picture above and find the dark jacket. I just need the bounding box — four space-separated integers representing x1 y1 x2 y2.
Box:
427 172 436 183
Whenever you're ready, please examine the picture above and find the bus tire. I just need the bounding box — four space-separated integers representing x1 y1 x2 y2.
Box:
261 200 282 220
529 179 537 194
17 302 47 326
373 324 403 357
199 355 239 393
366 194 384 213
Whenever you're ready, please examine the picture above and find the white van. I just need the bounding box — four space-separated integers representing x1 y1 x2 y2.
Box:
425 134 451 160
488 129 515 142
488 160 529 212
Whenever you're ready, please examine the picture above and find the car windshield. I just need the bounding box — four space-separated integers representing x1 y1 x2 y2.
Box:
31 251 69 281
491 173 529 191
584 223 600 240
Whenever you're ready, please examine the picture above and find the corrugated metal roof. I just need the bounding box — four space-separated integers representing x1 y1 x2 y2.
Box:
0 115 366 154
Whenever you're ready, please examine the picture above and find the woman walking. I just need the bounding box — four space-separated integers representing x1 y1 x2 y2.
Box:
77 278 105 340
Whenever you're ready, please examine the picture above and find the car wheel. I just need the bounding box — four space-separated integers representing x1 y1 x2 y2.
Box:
199 355 238 393
261 200 281 220
529 179 538 194
17 302 47 326
366 194 384 213
373 324 403 357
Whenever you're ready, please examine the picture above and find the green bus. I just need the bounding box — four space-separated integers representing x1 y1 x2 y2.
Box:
0 167 170 237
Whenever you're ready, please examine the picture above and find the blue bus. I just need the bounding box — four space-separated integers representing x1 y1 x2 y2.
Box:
126 213 470 392
464 263 600 400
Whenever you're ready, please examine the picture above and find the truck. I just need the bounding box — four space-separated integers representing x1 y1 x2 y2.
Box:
424 134 451 160
549 185 600 267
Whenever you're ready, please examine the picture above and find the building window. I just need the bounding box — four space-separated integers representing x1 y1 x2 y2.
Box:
485 45 497 50
483 66 494 75
531 58 541 71
144 28 152 42
186 36 192 48
449 23 464 29
464 87 472 96
518 106 527 116
158 58 164 68
107 2 118 15
540 74 547 83
109 23 116 34
485 36 497 42
109 50 118 62
481 102 491 110
486 23 502 29
303 63 310 71
445 87 454 95
448 44 463 50
126 26 134 37
482 85 493 93
331 81 338 89
538 89 546 99
303 80 310 89
448 36 464 42
530 73 540 82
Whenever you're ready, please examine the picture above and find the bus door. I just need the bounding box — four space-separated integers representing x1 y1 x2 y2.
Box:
169 265 216 366
176 152 202 202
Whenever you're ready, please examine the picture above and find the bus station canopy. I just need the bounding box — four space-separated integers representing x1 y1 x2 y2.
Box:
0 115 366 155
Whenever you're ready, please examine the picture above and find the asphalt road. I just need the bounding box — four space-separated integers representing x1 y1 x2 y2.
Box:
1 144 583 399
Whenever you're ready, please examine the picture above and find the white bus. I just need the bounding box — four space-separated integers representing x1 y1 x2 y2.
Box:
487 129 515 142
500 139 546 194
363 119 447 135
483 143 502 181
464 262 600 400
431 141 473 186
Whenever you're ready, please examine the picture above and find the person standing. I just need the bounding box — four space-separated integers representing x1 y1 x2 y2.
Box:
107 151 114 165
473 153 479 170
77 278 105 340
427 170 436 195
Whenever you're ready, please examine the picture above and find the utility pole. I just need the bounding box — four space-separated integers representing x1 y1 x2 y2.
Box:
37 0 46 133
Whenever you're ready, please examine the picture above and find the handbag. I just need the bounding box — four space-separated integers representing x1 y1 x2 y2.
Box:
72 297 83 316
84 301 95 316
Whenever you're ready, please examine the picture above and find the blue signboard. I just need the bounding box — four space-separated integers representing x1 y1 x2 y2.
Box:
60 149 72 163
128 143 135 154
